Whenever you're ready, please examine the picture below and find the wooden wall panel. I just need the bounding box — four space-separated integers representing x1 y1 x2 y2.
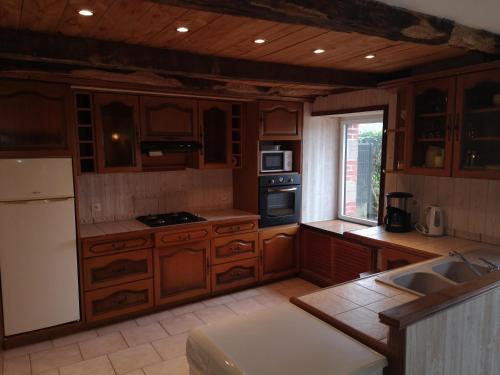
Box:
405 287 500 375
77 169 233 223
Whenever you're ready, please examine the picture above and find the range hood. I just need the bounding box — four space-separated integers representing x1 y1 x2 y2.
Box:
141 141 201 154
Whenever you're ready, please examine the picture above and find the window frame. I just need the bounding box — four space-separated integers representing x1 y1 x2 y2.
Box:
337 113 385 226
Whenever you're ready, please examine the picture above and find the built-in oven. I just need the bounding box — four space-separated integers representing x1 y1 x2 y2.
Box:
259 174 301 227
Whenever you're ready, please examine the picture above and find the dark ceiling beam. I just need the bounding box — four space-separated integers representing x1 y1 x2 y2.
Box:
150 0 500 54
0 29 382 90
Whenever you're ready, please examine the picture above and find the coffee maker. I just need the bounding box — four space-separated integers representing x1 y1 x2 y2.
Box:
384 192 413 233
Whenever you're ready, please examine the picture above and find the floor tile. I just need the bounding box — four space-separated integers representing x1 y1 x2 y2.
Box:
78 332 128 360
253 291 289 307
3 355 30 375
151 333 187 361
36 370 60 375
30 344 82 374
136 310 174 327
226 298 266 315
202 295 236 307
108 344 161 375
3 341 53 359
278 283 319 298
121 323 168 347
279 278 309 288
96 320 138 336
229 288 262 300
195 305 236 324
122 370 144 375
170 302 206 317
59 355 114 375
160 314 204 336
52 330 98 348
335 307 389 340
143 356 189 375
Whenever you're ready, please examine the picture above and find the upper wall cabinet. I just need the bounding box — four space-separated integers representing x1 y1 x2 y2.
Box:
453 69 500 179
94 93 141 173
140 96 198 141
0 80 72 156
194 100 232 169
259 101 303 140
405 78 456 176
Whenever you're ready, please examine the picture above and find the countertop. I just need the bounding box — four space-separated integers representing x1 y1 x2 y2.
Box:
79 209 259 239
301 219 369 236
344 225 485 257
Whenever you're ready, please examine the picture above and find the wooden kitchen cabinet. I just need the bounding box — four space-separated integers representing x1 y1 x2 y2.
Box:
378 247 433 271
85 278 154 323
212 220 257 237
94 93 142 173
211 232 258 265
193 100 232 169
212 258 259 292
140 96 198 141
155 226 210 248
259 224 299 281
82 233 154 258
83 249 153 291
0 80 72 156
332 239 373 284
405 78 455 176
259 101 303 140
155 240 211 305
300 228 335 285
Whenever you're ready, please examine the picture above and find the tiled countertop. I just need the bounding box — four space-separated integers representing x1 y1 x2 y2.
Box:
295 275 419 343
79 209 259 239
301 219 369 236
344 225 486 257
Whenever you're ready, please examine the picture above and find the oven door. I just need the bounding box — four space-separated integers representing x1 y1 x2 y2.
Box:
261 152 285 172
259 185 301 227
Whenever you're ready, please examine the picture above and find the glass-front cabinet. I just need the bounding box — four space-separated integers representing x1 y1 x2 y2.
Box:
454 69 500 178
405 78 455 176
94 93 141 173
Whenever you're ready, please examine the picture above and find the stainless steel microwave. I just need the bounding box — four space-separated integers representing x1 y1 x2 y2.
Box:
260 150 293 173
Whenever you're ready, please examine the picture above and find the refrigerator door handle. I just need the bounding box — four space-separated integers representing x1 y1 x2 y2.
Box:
0 197 73 204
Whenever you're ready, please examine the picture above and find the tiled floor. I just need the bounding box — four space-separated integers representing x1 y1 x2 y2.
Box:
1 278 320 375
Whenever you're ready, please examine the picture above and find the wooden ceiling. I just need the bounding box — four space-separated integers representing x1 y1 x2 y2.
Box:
0 0 468 74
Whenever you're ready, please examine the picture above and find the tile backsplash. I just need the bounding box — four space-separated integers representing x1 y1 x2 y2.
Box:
77 169 233 224
385 174 500 245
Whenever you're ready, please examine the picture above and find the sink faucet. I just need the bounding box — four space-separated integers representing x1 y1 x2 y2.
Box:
478 257 500 272
449 250 484 277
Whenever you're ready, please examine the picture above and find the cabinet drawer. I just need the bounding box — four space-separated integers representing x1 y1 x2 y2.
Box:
212 232 258 265
212 220 257 236
84 279 153 322
212 258 259 292
155 226 210 247
83 234 153 258
83 249 153 291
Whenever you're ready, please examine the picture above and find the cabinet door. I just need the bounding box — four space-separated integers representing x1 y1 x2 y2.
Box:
197 100 232 168
211 232 258 265
259 225 299 281
155 240 211 305
94 93 141 173
259 101 303 140
378 247 431 272
453 69 500 179
405 78 455 176
140 96 198 141
0 80 71 156
332 239 373 284
300 228 335 285
212 258 259 293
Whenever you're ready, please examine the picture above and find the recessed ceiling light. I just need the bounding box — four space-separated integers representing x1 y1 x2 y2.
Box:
176 26 189 33
78 9 94 16
313 49 325 54
365 54 376 59
254 38 266 44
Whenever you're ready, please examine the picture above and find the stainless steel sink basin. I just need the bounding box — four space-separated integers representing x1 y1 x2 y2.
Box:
392 272 454 295
432 261 489 283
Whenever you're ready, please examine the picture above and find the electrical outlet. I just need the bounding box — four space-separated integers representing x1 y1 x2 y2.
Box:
91 203 101 213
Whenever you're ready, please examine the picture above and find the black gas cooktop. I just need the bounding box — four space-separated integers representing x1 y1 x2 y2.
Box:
136 212 206 227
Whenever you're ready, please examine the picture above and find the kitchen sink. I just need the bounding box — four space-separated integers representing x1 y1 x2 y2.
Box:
392 272 454 295
432 261 489 283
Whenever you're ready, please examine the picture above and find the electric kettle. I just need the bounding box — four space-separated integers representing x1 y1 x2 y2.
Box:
416 206 444 236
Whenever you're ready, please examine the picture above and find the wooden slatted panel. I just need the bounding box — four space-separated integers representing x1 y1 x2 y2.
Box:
301 228 334 280
332 239 373 284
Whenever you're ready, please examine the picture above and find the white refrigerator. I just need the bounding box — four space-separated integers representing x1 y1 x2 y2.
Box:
0 158 80 336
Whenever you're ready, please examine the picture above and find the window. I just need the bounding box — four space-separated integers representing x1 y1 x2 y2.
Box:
338 113 384 225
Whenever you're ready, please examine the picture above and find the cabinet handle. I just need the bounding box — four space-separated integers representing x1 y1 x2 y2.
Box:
112 242 126 250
